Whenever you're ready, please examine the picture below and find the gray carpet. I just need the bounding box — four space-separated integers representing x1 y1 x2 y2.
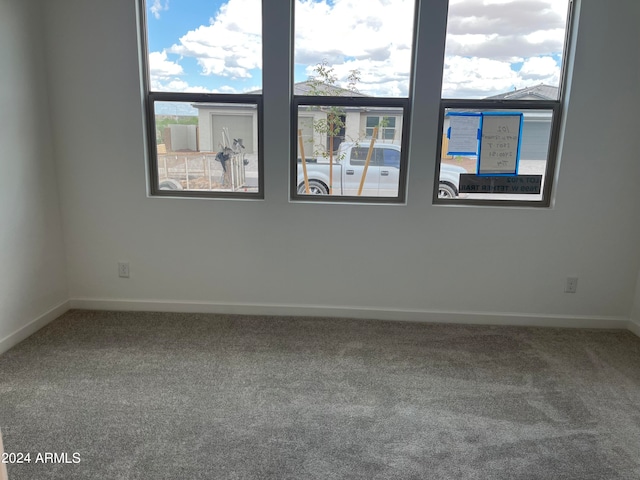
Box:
1 310 640 479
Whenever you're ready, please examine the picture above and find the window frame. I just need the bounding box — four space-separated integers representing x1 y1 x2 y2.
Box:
139 1 264 200
136 0 576 207
290 0 419 204
290 95 412 204
433 0 576 208
434 99 562 207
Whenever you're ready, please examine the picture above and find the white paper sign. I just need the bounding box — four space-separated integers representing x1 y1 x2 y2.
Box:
478 114 522 174
448 115 480 155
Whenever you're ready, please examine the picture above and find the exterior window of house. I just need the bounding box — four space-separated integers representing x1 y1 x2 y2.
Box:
434 0 574 206
365 116 397 141
138 0 576 206
140 0 263 198
291 0 417 203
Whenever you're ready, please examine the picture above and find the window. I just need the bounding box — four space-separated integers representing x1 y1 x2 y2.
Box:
140 0 263 198
365 116 397 141
294 100 409 199
291 0 417 203
434 0 574 206
138 0 575 206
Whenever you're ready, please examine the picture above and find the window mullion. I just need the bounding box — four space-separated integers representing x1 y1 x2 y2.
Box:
406 0 450 206
262 0 293 203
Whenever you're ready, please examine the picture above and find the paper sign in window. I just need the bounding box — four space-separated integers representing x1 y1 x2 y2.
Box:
478 113 523 175
447 114 480 155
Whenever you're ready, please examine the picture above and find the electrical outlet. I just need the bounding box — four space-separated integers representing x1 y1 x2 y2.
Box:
118 262 130 278
565 276 578 293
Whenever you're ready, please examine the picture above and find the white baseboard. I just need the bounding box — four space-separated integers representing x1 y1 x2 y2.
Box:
70 297 630 330
628 320 640 338
0 301 70 355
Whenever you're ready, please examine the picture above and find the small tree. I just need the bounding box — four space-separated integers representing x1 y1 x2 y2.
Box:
305 60 361 194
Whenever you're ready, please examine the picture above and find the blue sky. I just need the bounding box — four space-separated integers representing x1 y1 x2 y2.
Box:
146 1 206 50
146 0 569 99
146 0 262 93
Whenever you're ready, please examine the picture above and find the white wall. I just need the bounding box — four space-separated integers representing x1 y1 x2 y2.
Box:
631 270 640 330
43 0 640 326
0 0 68 352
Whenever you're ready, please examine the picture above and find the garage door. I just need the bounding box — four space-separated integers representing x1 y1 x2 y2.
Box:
211 114 254 154
520 120 551 161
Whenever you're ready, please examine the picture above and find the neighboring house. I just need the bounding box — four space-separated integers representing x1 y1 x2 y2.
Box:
485 84 559 102
193 102 259 154
192 81 404 157
486 84 558 161
442 84 558 161
190 83 557 161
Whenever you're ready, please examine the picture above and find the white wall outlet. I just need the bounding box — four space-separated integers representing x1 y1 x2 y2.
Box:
118 262 130 278
565 276 578 293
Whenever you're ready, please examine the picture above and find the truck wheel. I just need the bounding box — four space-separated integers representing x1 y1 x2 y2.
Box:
298 180 328 195
159 179 183 190
438 183 457 198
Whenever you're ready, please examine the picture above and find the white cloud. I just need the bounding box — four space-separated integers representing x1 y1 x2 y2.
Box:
305 50 414 97
150 0 169 20
160 79 211 93
295 0 568 98
168 0 261 80
295 0 415 60
149 50 183 78
442 0 568 97
446 0 566 38
148 0 569 98
442 54 562 98
150 78 230 94
150 77 249 94
442 56 519 98
525 28 566 46
295 0 415 96
519 56 560 82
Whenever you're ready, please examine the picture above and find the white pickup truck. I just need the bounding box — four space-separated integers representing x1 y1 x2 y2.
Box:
297 142 465 198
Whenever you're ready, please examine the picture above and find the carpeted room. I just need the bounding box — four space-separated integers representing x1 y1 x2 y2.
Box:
2 310 640 479
2 0 640 478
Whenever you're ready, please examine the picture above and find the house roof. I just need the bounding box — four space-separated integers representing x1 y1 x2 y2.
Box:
485 84 559 101
293 80 369 97
246 80 369 97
